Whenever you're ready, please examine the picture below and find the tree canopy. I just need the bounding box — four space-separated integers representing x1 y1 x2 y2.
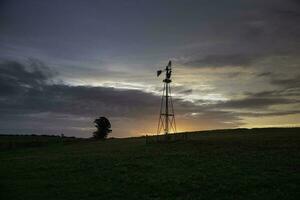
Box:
93 117 111 139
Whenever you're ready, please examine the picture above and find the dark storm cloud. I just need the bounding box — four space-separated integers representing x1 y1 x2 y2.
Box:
0 59 54 95
0 60 160 118
23 85 160 117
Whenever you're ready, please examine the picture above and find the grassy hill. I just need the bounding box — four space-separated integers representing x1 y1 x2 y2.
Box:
0 128 299 200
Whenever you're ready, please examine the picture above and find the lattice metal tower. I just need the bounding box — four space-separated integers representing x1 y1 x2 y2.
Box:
157 60 177 137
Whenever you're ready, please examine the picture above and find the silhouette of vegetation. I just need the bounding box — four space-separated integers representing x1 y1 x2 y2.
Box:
93 116 111 139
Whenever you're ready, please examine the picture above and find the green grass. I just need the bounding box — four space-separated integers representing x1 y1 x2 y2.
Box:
0 128 299 200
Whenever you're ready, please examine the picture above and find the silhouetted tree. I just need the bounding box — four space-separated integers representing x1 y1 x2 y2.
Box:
93 117 111 139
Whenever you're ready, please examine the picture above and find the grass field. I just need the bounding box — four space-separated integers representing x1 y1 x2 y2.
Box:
0 135 79 150
0 128 299 200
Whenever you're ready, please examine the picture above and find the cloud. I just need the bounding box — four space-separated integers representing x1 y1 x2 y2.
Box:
238 110 300 117
257 72 272 77
271 75 300 89
208 85 300 112
179 0 300 70
0 60 160 118
216 97 297 109
184 54 261 68
0 59 55 95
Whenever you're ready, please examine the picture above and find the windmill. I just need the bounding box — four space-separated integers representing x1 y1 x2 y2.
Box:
157 60 177 138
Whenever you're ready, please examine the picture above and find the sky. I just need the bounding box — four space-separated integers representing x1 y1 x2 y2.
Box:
0 0 300 138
